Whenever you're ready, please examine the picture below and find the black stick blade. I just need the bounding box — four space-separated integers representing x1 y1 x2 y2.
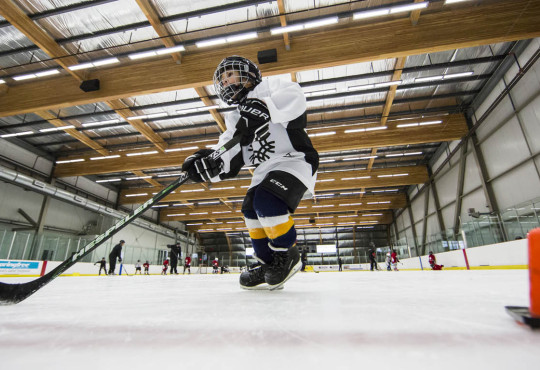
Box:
0 277 48 305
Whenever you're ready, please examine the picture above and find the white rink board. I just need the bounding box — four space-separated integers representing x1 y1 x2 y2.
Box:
0 270 539 370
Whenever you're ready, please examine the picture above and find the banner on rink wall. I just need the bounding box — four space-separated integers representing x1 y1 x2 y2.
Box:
0 260 41 275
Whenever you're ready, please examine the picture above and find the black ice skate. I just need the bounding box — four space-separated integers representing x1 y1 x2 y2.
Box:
239 262 266 289
240 263 284 290
265 244 301 290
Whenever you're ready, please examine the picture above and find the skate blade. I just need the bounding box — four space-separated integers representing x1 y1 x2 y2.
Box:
268 259 302 291
240 284 284 291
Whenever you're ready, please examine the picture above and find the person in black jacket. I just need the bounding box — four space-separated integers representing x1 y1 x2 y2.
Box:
168 243 181 275
368 248 379 271
94 257 107 275
108 240 125 275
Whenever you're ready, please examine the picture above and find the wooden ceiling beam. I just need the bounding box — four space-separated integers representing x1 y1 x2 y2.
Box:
1 0 539 116
410 0 427 26
35 110 110 156
277 0 291 50
118 166 427 204
54 113 465 177
194 87 226 132
161 193 405 215
134 0 182 63
105 99 168 152
188 213 394 232
130 170 161 187
162 202 401 222
0 0 84 81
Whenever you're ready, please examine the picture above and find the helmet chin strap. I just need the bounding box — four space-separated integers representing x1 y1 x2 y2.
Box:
230 82 256 105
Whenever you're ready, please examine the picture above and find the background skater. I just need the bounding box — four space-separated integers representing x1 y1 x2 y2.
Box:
94 257 107 276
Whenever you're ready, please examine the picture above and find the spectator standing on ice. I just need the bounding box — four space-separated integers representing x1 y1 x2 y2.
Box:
108 240 125 275
168 243 181 275
369 248 378 271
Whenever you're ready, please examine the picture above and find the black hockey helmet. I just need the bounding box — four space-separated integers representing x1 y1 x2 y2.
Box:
213 56 262 105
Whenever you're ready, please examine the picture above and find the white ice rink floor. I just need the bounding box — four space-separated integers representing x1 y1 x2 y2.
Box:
1 269 539 370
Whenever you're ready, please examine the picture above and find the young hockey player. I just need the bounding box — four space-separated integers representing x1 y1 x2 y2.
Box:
161 258 169 275
143 260 150 275
212 257 219 274
134 260 142 275
183 255 191 274
428 251 444 270
391 250 400 271
182 56 319 290
108 240 125 275
94 257 107 276
385 252 392 271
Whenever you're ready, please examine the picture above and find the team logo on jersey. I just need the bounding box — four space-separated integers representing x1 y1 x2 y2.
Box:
248 137 275 164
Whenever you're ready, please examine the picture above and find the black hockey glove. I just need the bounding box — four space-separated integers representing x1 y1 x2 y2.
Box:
235 98 271 145
182 149 223 183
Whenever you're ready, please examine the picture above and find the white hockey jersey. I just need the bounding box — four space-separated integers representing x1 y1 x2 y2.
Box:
213 78 318 198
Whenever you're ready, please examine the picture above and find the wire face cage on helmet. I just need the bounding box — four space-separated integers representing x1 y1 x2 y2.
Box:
213 56 262 105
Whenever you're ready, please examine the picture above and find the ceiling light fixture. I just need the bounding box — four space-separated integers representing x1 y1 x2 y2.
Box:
13 69 60 81
271 16 338 35
39 125 75 133
90 155 121 160
127 112 168 120
390 2 429 14
125 176 152 181
69 57 120 70
56 158 85 164
128 45 185 60
308 131 336 138
95 178 121 183
82 119 121 127
1 131 34 138
164 146 199 152
126 150 158 157
196 32 258 48
352 8 390 20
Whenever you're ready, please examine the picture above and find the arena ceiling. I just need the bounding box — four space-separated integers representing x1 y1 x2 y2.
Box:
0 0 539 250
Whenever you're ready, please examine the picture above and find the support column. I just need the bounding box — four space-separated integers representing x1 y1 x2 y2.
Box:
28 178 55 260
453 138 469 238
406 194 421 257
467 115 508 242
428 165 446 241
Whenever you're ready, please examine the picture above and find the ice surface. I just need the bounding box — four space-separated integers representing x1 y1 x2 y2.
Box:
0 270 539 370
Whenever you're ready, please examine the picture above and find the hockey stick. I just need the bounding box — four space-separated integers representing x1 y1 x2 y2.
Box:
120 263 131 276
0 134 242 305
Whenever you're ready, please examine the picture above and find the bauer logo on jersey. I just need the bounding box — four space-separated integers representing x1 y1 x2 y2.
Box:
239 105 270 121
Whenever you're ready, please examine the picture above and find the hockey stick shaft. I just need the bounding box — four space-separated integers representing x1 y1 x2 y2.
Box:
0 134 242 305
